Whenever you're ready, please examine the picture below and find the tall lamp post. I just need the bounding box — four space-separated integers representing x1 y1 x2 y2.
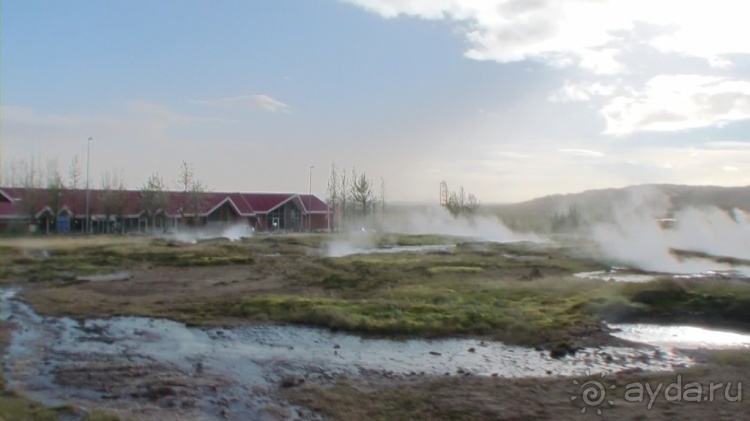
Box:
86 137 92 234
308 164 314 232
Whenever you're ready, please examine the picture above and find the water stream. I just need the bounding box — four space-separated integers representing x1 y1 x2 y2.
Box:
4 288 750 420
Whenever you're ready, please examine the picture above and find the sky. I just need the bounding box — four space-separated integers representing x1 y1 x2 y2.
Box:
2 0 750 203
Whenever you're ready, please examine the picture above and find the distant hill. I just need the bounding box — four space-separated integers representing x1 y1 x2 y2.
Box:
484 184 750 232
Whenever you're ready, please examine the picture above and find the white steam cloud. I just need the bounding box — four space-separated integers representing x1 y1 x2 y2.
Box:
388 205 543 242
166 223 255 244
589 187 750 273
326 206 543 257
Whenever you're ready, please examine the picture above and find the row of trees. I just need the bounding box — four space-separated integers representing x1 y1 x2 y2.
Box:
139 161 209 231
2 155 207 233
439 181 479 217
325 162 386 231
550 205 583 233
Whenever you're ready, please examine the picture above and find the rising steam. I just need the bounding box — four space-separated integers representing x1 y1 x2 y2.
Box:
588 187 750 273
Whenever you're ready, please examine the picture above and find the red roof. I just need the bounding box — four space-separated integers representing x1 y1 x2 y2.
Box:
298 194 329 213
240 193 292 213
0 188 328 219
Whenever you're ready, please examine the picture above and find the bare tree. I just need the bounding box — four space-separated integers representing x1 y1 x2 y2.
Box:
466 193 479 215
101 170 127 233
112 172 129 233
340 169 348 231
175 160 207 227
188 177 208 224
442 181 479 218
2 158 22 187
45 159 67 232
380 177 386 226
175 160 194 224
325 162 340 232
439 180 449 206
12 155 46 228
140 172 168 232
68 154 82 189
350 170 375 226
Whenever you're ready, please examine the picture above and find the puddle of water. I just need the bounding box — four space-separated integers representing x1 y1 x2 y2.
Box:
1 288 698 420
574 270 656 283
671 269 750 281
575 268 750 283
609 324 750 350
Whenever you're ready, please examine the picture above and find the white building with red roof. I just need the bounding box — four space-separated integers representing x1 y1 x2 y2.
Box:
0 187 329 234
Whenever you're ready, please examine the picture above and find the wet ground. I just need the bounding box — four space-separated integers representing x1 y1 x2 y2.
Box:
8 286 749 420
609 324 750 349
575 267 750 283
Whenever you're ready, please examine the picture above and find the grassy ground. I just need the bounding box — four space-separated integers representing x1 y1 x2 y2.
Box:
3 234 750 348
3 233 750 420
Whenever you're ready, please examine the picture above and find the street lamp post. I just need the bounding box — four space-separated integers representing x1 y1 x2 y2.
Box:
308 165 314 232
85 137 92 234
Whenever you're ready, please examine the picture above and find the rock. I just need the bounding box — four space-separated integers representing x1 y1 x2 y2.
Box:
280 375 303 388
468 347 476 353
549 347 567 359
333 344 341 349
549 342 579 359
429 351 442 356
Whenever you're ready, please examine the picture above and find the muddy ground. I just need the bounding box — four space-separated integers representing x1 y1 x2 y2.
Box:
2 234 750 420
284 350 750 421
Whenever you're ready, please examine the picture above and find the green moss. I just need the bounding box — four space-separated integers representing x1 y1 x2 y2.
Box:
427 266 483 275
225 277 606 344
82 409 124 421
0 396 60 421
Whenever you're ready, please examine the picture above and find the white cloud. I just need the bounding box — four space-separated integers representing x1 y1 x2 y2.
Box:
548 81 617 103
601 75 750 135
702 141 750 150
558 148 604 157
191 94 290 113
724 166 739 172
342 0 750 72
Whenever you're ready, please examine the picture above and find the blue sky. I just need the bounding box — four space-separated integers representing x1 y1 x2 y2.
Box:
3 0 750 202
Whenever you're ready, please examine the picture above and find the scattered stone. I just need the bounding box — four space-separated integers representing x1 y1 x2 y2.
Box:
333 344 341 349
429 351 442 356
280 375 304 388
468 347 476 353
549 342 579 359
549 347 567 359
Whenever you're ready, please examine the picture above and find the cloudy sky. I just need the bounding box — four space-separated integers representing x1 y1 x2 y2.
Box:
2 0 750 203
